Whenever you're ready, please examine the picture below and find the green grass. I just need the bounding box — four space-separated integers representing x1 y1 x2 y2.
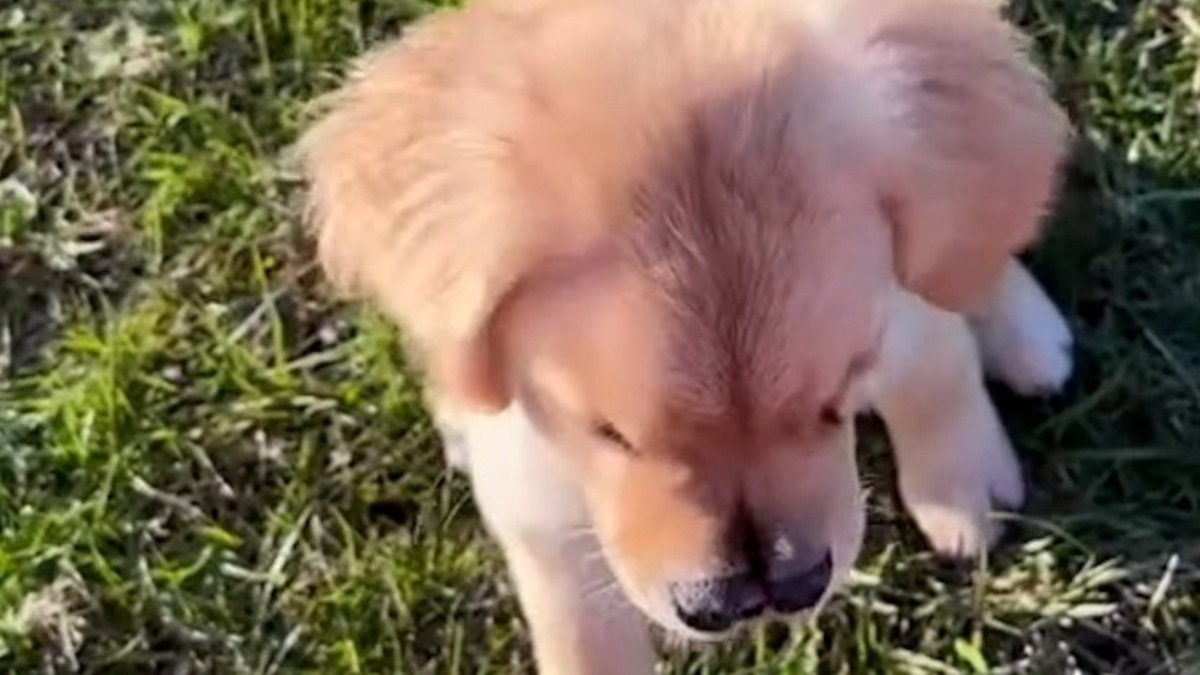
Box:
1 0 1198 672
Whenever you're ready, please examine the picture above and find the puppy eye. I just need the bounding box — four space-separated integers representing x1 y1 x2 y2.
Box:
591 420 633 450
819 406 845 427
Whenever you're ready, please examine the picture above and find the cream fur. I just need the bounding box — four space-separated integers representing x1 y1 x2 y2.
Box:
299 0 1072 671
447 268 1069 673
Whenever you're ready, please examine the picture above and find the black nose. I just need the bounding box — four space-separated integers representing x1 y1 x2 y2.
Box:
765 549 833 613
668 572 768 633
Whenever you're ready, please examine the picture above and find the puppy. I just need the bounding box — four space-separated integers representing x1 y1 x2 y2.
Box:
299 0 1073 671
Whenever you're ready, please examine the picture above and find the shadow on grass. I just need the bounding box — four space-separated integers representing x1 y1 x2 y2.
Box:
827 135 1200 675
1008 6 1200 672
848 7 1200 673
675 1 1200 672
2 0 1197 673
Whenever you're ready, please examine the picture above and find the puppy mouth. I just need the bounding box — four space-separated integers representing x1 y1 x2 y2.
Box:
652 605 823 646
666 551 833 630
619 550 837 642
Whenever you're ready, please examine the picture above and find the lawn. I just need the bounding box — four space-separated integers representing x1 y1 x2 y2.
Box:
1 0 1199 673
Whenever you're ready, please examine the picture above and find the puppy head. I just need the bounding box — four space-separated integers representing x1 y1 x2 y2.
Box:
301 0 1066 636
505 236 878 637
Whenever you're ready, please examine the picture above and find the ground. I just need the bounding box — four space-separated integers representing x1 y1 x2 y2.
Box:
1 0 1198 673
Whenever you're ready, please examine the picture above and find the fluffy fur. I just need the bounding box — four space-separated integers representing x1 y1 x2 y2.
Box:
300 0 1071 671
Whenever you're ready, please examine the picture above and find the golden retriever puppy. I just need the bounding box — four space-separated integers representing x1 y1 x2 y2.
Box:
299 0 1072 671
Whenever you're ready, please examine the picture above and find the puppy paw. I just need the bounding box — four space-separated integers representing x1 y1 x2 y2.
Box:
909 504 1001 558
976 310 1073 396
972 268 1074 397
902 432 1025 559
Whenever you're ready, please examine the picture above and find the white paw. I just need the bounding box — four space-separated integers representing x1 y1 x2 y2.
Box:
910 504 1001 558
901 425 1025 559
971 265 1074 397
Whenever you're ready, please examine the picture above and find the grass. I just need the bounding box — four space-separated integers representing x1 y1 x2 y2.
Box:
1 0 1198 672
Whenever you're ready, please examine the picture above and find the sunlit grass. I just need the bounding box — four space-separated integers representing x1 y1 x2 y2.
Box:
1 0 1198 672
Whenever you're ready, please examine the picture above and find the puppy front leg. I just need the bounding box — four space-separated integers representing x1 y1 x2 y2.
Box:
450 406 656 675
874 296 1025 557
969 259 1074 396
500 530 656 675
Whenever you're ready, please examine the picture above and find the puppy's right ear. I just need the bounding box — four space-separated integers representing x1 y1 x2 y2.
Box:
298 35 524 413
849 0 1069 311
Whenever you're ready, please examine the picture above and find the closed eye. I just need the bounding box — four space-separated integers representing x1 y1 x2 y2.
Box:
819 405 845 427
591 419 634 451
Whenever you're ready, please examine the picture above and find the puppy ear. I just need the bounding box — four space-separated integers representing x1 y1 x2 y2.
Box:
298 34 524 413
860 0 1069 310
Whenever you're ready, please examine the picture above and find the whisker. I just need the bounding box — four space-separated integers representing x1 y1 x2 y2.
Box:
579 577 622 601
560 525 598 542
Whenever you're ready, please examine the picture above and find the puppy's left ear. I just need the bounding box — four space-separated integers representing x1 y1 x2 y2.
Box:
296 33 531 415
862 0 1069 310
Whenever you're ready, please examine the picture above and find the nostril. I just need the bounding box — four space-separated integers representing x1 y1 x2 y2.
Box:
766 549 833 613
668 572 768 633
